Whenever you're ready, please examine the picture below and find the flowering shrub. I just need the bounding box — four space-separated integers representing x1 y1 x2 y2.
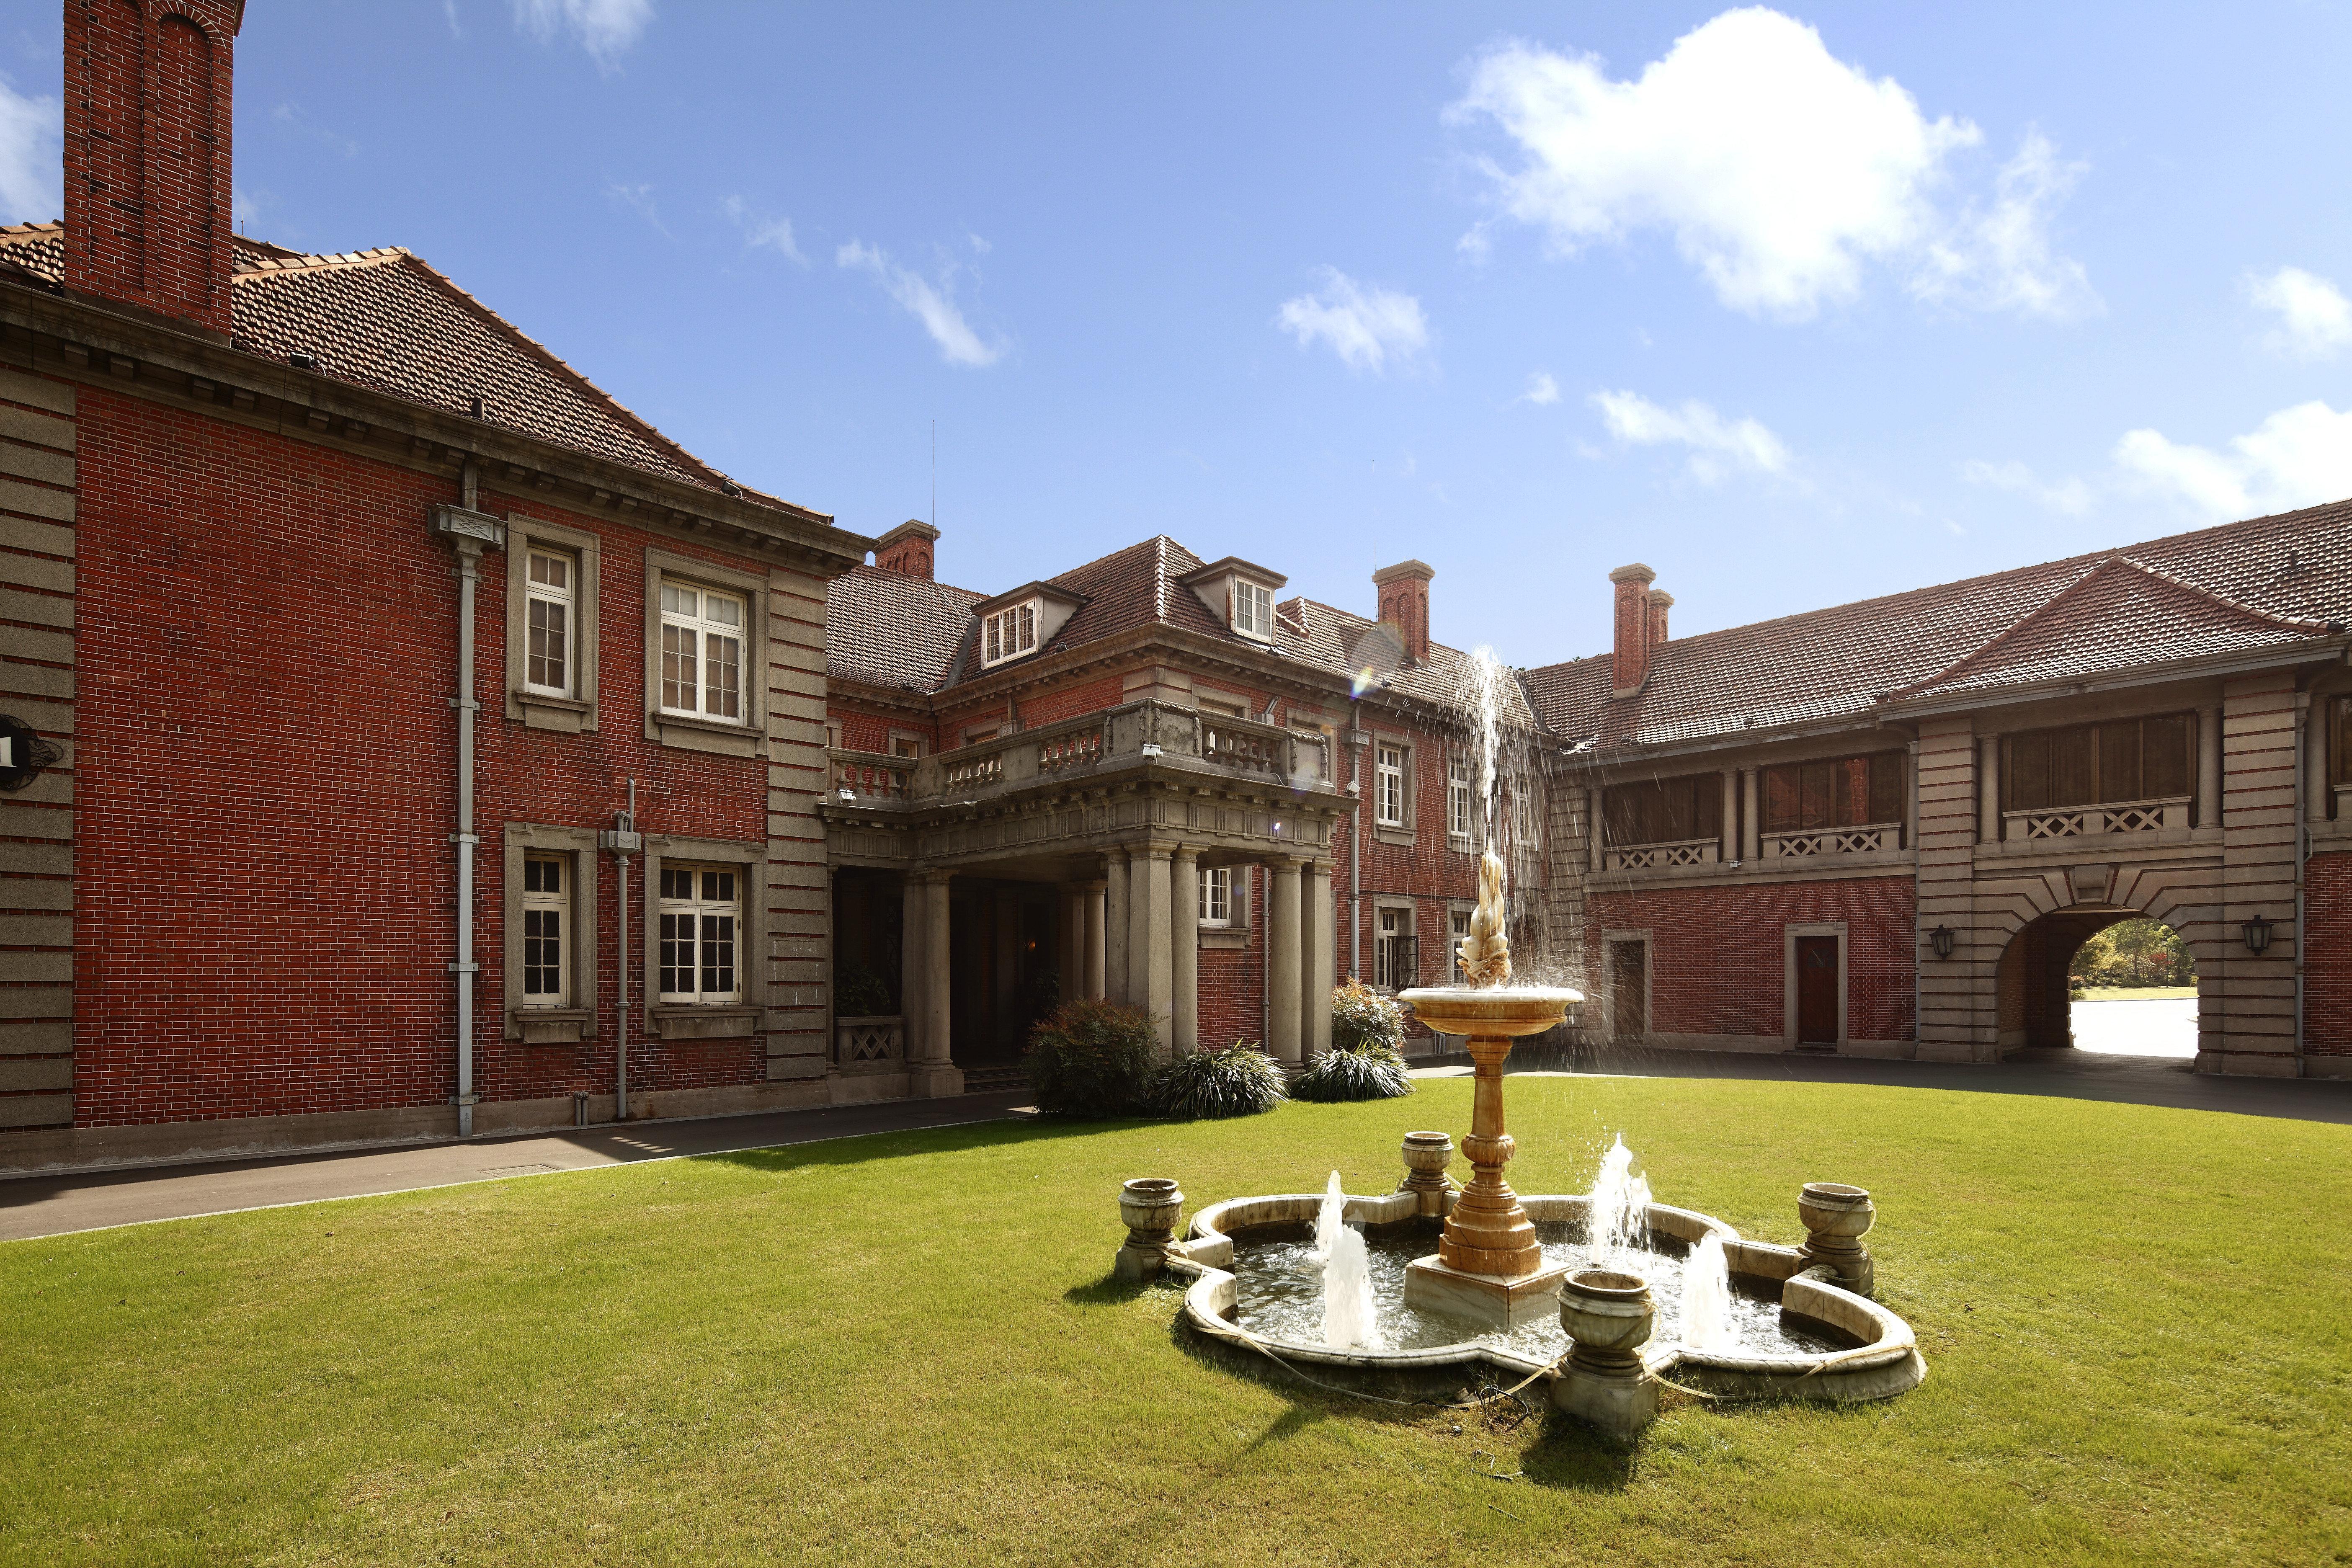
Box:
1330 978 1406 1053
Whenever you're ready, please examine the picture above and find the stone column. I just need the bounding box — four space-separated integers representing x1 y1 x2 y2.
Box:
1104 848 1130 1006
1058 884 1083 1001
1083 880 1107 1000
910 871 961 1097
1130 843 1175 1054
1719 770 1738 863
1978 734 2001 845
1587 784 1605 872
2198 704 2223 829
1740 769 1761 861
1269 858 1303 1065
1307 860 1336 1056
900 873 928 1061
1171 847 1200 1056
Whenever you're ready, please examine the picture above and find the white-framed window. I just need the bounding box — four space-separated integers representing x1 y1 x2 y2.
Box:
1232 580 1273 640
658 583 745 723
1199 866 1231 927
1449 908 1472 984
524 549 575 697
1375 905 1416 990
659 866 740 1004
522 854 569 1006
1376 743 1406 826
981 598 1040 668
1447 752 1473 841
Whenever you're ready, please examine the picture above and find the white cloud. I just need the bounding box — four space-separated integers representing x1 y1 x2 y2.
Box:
0 75 61 224
722 196 805 265
2246 266 2352 360
837 240 1003 367
2115 401 2352 520
605 182 668 237
1960 457 2093 516
1521 370 1560 405
1592 389 1789 481
444 0 464 39
1452 9 2091 320
968 232 992 255
513 0 654 70
1274 268 1429 373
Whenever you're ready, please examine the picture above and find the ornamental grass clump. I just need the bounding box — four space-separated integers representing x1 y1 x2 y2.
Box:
1292 1042 1413 1102
1150 1043 1288 1120
1023 999 1158 1118
1330 978 1406 1052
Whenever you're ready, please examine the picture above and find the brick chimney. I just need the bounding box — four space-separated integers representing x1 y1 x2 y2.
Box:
64 0 245 339
1373 559 1434 665
1648 589 1673 646
1609 563 1657 697
874 519 939 580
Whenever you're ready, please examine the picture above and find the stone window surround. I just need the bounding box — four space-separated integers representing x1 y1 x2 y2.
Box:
643 547 769 759
1599 928 1653 1044
504 513 602 732
1198 861 1252 949
641 832 768 1040
887 729 928 758
1372 730 1416 846
1782 921 1849 1049
1446 748 1474 853
501 823 600 1043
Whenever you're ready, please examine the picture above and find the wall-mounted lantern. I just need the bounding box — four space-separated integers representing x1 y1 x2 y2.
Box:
1929 925 1955 959
2241 913 2274 955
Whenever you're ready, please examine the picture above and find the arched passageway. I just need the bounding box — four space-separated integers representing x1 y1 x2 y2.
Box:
1996 907 2200 1060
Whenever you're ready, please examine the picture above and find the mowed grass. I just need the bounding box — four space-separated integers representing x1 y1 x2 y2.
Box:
4 1077 2349 1567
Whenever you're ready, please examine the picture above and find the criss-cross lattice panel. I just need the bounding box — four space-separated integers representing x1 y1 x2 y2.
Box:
2104 805 2165 833
841 1022 900 1064
2024 811 2087 840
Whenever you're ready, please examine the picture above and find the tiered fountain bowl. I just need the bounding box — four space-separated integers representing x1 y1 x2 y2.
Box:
1393 983 1583 1329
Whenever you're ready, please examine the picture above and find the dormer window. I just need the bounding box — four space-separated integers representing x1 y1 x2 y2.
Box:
1233 579 1273 640
982 598 1040 668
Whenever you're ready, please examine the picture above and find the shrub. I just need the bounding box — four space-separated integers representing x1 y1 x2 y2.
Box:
833 964 897 1017
1150 1042 1288 1120
1023 1000 1158 1118
1331 978 1406 1053
1292 1042 1413 1102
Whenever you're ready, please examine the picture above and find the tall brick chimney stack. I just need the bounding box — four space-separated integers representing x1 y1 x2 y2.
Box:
1648 589 1673 646
873 520 939 580
64 0 246 339
1609 563 1658 697
1373 559 1434 666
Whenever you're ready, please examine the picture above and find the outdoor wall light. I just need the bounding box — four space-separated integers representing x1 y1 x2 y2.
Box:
1930 925 1956 959
2241 913 2274 954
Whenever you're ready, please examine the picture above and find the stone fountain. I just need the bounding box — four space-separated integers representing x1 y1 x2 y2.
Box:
1397 848 1582 1329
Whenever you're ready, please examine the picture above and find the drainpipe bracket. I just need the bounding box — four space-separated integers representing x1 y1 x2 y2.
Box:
446 961 480 975
451 1093 480 1107
449 833 480 846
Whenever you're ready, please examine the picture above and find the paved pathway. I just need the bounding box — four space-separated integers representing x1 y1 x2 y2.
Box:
0 1090 1034 1244
1413 1042 2352 1125
2073 995 2197 1057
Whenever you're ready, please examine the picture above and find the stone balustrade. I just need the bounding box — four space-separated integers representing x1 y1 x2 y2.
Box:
833 1014 904 1068
2002 794 2190 843
1604 836 1720 872
832 756 908 801
1762 822 1901 860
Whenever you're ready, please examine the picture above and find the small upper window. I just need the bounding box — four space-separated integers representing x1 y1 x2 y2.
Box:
981 599 1040 668
659 583 745 723
1232 580 1273 640
524 549 574 698
1199 866 1231 928
1376 743 1406 827
1447 753 1473 841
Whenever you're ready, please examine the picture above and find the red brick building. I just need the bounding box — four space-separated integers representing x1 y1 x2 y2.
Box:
0 1 867 1166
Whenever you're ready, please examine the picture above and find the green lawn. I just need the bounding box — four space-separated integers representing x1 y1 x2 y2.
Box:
5 1078 2348 1567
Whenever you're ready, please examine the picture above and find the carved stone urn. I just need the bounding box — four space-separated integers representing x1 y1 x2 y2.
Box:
1797 1181 1875 1296
1114 1177 1184 1281
1397 1130 1455 1216
1553 1268 1661 1442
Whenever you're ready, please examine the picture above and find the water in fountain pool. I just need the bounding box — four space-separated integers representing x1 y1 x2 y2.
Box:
1230 1219 1849 1359
1591 1135 1652 1262
1679 1231 1734 1352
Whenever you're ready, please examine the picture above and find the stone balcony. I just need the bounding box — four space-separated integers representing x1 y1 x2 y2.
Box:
823 700 1344 868
1999 795 2192 845
1762 822 1903 861
1603 836 1719 872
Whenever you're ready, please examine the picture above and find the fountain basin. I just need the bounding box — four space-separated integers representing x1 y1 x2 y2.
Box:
1395 985 1581 1039
1164 1187 1926 1406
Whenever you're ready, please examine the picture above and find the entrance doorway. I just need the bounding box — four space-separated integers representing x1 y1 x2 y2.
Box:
1999 910 2199 1060
1796 935 1839 1046
949 879 1062 1068
1609 941 1647 1041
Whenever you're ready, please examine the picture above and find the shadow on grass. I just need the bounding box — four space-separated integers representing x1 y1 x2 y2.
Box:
695 1112 1151 1175
1063 1273 1150 1306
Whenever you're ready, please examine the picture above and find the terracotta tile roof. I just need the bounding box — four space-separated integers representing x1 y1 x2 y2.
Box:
1279 597 1537 725
1524 499 2352 753
0 222 807 504
826 565 988 691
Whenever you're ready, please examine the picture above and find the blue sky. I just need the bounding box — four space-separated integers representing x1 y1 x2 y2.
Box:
5 3 2351 665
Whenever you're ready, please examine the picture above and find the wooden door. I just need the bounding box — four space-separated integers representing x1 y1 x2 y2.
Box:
1796 936 1839 1045
1610 941 1646 1040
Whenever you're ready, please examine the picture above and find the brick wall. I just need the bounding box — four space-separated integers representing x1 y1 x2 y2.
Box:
2308 850 2351 1060
1586 875 1917 1044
